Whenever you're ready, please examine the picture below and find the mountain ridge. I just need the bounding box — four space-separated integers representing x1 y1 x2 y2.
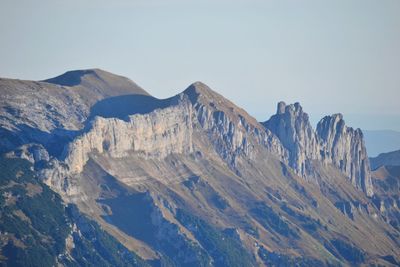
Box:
1 69 399 266
43 68 150 96
370 149 400 170
263 101 373 196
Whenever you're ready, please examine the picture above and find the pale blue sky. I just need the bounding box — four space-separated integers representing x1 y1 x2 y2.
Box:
1 0 399 130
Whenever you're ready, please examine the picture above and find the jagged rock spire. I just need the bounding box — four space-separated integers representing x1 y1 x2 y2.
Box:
316 114 373 196
263 102 373 196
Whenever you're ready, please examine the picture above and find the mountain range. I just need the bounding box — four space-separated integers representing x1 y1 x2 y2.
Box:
364 130 400 157
0 69 399 266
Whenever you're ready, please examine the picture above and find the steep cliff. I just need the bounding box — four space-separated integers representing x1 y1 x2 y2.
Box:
42 82 286 195
64 94 194 174
263 101 319 177
2 70 398 266
184 82 286 168
0 69 148 156
316 114 373 196
263 102 373 196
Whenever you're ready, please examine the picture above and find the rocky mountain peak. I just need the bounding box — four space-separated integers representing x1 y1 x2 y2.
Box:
1 69 399 266
44 69 103 87
276 101 286 114
276 101 304 114
183 81 224 105
263 101 318 177
178 81 286 170
184 81 212 93
316 114 373 196
264 102 373 196
316 114 345 138
44 68 149 97
44 69 127 87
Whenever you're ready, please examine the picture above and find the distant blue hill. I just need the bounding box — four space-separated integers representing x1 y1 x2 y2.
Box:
363 130 400 157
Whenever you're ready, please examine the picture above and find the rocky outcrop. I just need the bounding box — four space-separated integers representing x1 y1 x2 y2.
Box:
39 82 288 195
184 82 287 168
60 82 286 177
4 70 400 266
63 94 194 174
1 69 373 197
44 82 374 198
371 166 400 231
0 69 148 156
263 102 373 196
263 102 319 177
5 143 49 165
316 114 373 196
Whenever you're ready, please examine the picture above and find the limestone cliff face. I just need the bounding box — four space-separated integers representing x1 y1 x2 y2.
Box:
64 94 194 174
19 78 371 197
316 114 373 196
263 102 373 196
0 69 149 156
3 75 373 197
184 82 287 168
61 82 286 178
263 102 319 176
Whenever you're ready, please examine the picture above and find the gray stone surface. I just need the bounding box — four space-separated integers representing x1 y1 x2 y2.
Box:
0 70 373 197
263 102 373 196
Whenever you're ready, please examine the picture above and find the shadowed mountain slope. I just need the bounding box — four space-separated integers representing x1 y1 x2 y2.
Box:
370 149 400 170
0 69 150 156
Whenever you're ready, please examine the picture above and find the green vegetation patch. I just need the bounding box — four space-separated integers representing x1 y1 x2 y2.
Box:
0 157 148 267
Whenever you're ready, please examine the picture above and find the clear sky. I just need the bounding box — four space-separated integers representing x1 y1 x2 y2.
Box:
1 0 399 130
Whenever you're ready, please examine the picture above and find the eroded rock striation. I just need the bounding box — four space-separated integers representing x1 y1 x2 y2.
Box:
263 102 319 177
11 80 373 197
4 70 400 266
64 94 194 174
58 82 286 178
184 82 286 168
263 102 373 196
0 70 373 197
316 114 372 196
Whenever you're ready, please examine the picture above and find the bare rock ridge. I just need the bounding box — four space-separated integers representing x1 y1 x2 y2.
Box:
263 101 373 196
0 68 150 156
0 69 372 197
64 94 194 174
44 68 149 97
262 102 319 177
54 79 372 198
183 82 286 168
316 114 372 196
58 82 286 178
4 69 400 266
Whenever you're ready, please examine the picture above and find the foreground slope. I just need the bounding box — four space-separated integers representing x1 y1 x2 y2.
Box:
0 156 149 267
370 150 400 237
1 70 399 266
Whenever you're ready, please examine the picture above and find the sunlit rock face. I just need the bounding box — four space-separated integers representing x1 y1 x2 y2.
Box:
4 70 400 266
263 102 373 196
184 82 287 169
64 95 194 174
60 82 287 177
316 114 373 196
263 102 319 177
